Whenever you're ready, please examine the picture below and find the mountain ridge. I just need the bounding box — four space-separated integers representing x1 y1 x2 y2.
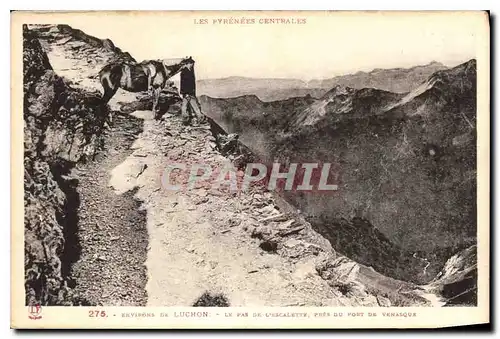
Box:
197 61 449 101
200 59 477 290
199 60 448 83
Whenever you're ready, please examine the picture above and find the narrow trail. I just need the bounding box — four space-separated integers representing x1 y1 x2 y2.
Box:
71 113 148 306
108 110 346 306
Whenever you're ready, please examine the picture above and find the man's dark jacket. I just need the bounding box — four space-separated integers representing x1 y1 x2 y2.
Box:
180 68 196 96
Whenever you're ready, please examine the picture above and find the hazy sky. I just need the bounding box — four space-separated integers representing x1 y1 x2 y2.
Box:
42 11 485 80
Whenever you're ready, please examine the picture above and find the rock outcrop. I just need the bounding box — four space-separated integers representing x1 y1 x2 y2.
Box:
23 25 111 305
425 245 477 306
31 24 135 64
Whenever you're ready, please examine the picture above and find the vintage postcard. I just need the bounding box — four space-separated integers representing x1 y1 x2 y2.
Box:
11 10 490 329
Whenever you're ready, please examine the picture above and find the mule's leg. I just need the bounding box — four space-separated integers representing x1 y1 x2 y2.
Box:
101 86 118 104
148 85 154 106
100 80 118 127
181 95 190 125
152 87 161 114
156 87 161 113
101 86 117 127
100 71 119 104
147 74 152 93
151 88 157 113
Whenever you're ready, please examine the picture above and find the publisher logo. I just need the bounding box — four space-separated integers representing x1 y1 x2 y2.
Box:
28 304 42 320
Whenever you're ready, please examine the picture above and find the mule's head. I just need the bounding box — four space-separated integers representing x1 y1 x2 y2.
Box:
160 56 194 68
159 57 195 76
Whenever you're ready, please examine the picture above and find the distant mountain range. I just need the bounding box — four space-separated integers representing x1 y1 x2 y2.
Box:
197 61 448 101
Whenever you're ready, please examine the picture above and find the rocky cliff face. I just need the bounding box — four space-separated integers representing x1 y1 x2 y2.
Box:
32 24 135 64
54 24 136 63
23 25 118 305
426 245 477 306
292 86 406 127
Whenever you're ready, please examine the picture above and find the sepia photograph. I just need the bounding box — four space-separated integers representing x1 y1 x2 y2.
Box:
11 10 490 329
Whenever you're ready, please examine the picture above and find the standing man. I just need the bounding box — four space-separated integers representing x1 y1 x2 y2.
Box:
180 57 206 126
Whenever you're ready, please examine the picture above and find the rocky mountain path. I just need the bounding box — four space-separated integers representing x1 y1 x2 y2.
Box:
109 109 348 306
69 113 148 306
